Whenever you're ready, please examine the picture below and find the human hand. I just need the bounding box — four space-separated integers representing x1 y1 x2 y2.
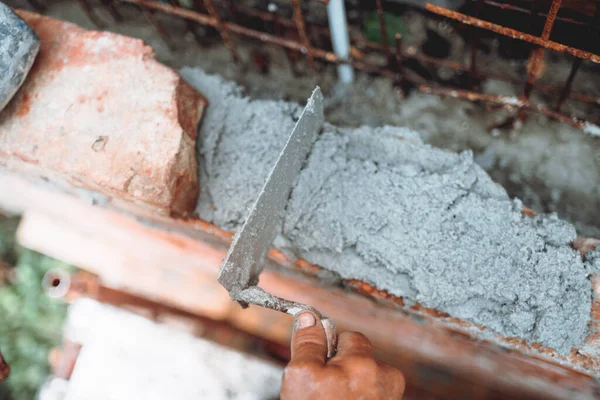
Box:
281 311 405 400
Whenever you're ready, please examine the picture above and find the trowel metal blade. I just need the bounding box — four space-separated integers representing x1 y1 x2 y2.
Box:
217 87 324 300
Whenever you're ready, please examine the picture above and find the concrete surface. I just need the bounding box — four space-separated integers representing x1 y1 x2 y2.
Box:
182 67 595 354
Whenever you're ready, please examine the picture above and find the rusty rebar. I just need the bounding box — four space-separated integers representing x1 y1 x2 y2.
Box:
425 3 600 63
204 0 238 62
420 84 600 135
111 0 600 137
555 58 582 112
375 0 393 69
348 35 599 106
291 0 317 75
394 33 405 86
468 0 484 88
229 1 600 108
528 0 563 84
516 0 563 127
484 0 585 25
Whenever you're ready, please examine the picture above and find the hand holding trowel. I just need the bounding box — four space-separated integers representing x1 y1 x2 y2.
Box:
217 88 337 357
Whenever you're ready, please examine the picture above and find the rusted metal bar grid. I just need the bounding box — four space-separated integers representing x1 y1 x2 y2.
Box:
346 32 600 107
516 0 563 125
123 0 600 109
425 4 600 63
230 1 600 109
249 2 600 110
484 0 588 26
176 0 600 109
111 0 600 135
420 85 600 137
424 1 600 133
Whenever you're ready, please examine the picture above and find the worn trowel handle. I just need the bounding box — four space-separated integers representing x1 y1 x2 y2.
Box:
233 286 338 358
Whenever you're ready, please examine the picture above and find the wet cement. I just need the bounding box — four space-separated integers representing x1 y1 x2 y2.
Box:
181 67 594 354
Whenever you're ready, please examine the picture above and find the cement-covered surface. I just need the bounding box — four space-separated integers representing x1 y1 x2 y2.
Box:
181 67 594 354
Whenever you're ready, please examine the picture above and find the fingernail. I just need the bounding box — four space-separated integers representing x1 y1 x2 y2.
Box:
294 312 316 330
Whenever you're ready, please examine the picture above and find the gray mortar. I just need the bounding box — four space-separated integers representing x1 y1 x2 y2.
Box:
0 2 39 112
181 67 594 354
183 67 302 231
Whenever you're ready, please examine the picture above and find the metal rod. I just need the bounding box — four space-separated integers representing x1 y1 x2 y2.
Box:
111 0 600 137
484 0 585 25
468 0 484 88
119 0 600 109
235 3 599 106
555 58 582 112
203 0 238 62
420 84 600 136
291 0 317 74
394 33 405 87
424 3 600 63
516 0 563 127
375 0 393 69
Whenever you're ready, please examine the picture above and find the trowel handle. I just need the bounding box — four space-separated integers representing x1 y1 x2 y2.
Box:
232 286 337 358
283 304 337 359
320 317 337 358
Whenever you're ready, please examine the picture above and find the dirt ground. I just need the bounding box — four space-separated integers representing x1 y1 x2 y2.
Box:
8 0 600 237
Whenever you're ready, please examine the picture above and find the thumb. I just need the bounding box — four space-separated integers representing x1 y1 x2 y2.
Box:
290 311 327 365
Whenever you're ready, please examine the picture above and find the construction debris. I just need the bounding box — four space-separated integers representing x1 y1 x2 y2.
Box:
182 67 594 354
0 11 206 216
0 3 39 112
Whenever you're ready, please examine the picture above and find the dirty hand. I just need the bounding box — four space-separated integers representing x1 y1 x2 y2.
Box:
281 311 405 400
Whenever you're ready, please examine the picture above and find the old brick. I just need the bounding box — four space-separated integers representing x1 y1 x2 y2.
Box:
0 11 206 216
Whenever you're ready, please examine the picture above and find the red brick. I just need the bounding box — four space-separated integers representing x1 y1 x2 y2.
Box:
0 11 206 216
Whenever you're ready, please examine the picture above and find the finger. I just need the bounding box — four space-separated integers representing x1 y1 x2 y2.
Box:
290 311 328 365
332 332 373 360
377 361 406 399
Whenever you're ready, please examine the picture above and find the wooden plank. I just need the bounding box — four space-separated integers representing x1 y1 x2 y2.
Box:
3 170 600 399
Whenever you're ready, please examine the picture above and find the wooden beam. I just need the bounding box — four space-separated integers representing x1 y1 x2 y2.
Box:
2 170 600 399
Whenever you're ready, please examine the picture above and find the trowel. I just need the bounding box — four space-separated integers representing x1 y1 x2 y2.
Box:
217 87 337 357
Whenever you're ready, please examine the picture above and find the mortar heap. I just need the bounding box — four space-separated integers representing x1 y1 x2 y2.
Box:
181 67 597 355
